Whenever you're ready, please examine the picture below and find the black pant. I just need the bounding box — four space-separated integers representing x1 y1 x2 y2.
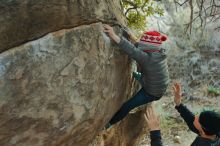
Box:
109 87 160 125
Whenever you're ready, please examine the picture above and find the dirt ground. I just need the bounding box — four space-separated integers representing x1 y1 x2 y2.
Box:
138 85 220 146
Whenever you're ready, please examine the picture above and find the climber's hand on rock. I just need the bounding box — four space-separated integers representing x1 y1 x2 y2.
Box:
172 83 182 106
144 106 160 131
103 24 116 38
103 24 121 43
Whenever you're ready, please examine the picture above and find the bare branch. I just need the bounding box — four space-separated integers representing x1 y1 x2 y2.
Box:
213 14 220 22
173 0 189 6
177 0 220 33
188 0 193 33
215 26 220 31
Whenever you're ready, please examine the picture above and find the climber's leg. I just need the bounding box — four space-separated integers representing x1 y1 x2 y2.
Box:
108 88 156 125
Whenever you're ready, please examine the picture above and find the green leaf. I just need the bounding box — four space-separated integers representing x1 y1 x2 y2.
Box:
122 0 164 32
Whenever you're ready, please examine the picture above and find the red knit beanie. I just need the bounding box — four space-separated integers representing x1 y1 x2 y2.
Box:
140 31 167 46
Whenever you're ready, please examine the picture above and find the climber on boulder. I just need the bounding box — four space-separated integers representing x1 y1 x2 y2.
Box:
103 24 169 128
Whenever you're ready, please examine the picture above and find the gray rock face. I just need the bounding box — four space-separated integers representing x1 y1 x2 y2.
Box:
0 0 126 52
0 23 134 146
90 110 146 146
0 1 149 146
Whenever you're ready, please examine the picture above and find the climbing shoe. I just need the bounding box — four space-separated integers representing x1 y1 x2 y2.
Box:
133 72 142 81
104 122 112 130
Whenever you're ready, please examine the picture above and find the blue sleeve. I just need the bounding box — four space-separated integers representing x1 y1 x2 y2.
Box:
150 130 163 146
175 104 199 134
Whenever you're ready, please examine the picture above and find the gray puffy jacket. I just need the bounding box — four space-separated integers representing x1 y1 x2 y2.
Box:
117 37 169 98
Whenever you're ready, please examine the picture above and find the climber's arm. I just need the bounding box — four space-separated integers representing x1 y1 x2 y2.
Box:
117 37 151 63
103 24 149 63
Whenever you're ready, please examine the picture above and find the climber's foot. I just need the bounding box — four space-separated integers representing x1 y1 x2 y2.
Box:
103 122 112 130
133 72 142 81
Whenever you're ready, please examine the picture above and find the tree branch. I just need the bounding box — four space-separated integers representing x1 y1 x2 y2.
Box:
188 0 193 33
173 0 189 6
125 7 138 16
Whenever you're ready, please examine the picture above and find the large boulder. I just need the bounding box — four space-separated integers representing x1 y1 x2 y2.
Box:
0 1 149 146
90 110 147 146
0 22 136 146
0 0 126 52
